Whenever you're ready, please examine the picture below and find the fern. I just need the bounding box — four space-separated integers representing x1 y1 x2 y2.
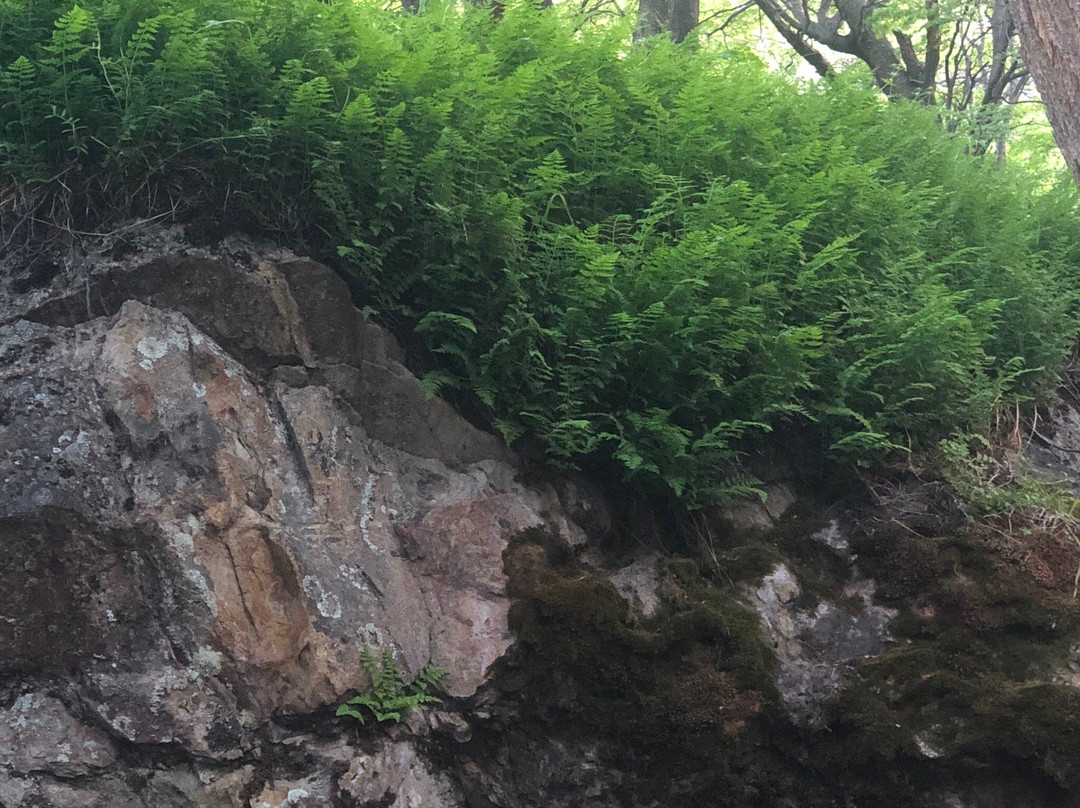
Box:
2 0 1078 509
335 646 446 725
45 5 94 67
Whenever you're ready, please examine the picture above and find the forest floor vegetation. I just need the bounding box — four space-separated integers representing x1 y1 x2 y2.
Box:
3 0 1080 509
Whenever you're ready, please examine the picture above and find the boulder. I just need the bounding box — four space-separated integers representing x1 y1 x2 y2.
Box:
0 229 584 803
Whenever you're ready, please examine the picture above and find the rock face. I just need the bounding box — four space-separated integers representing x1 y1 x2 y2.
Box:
0 228 584 806
7 226 1080 808
747 523 896 727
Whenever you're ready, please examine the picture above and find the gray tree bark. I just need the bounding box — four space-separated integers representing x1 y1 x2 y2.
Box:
635 0 700 43
1011 1 1080 182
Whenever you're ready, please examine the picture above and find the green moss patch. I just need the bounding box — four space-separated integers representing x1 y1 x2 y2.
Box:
499 530 778 736
832 519 1080 787
475 514 1080 805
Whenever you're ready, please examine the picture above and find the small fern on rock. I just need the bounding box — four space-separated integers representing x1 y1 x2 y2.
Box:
336 646 446 725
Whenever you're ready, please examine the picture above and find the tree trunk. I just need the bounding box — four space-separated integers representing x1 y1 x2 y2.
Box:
635 0 700 43
1011 0 1080 182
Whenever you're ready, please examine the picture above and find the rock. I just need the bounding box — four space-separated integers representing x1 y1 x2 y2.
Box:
228 737 461 808
19 240 509 470
551 476 612 541
604 555 662 620
141 767 253 808
811 520 849 553
29 778 142 808
9 225 1080 808
762 482 798 521
747 522 897 727
337 740 460 808
1025 398 1080 497
429 709 473 743
0 693 115 777
0 232 588 794
719 482 799 532
249 779 330 808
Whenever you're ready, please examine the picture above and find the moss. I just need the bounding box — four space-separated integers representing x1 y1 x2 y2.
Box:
476 508 1080 806
823 513 1080 790
834 643 1080 788
697 504 852 607
488 529 790 805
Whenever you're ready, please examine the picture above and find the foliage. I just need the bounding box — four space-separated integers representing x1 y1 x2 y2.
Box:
2 0 1079 506
335 646 445 725
940 429 1080 592
940 432 1080 517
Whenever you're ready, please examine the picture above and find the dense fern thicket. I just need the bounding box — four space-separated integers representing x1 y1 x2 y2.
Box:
3 0 1079 505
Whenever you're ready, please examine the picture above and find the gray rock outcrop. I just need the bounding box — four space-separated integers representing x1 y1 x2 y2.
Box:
0 227 585 807
7 226 1080 808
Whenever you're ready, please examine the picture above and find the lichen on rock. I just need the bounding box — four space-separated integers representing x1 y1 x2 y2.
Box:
0 229 586 806
7 226 1080 808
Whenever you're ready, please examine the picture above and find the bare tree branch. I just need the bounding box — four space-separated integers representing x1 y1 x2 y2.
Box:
754 0 836 77
895 29 924 78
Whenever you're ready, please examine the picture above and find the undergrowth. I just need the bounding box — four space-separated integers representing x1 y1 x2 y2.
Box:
941 433 1079 518
940 416 1080 591
3 0 1080 506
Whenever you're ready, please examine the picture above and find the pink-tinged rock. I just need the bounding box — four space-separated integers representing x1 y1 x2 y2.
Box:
0 694 116 777
402 495 548 696
1 244 589 765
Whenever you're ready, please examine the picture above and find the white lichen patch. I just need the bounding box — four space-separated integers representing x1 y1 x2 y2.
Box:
812 520 849 553
150 667 197 715
284 788 310 805
135 329 189 369
360 622 385 647
137 336 171 362
358 472 380 552
302 575 342 619
914 730 945 759
9 694 43 728
192 382 207 398
185 568 219 617
193 646 223 676
61 430 90 459
164 524 195 555
102 711 135 740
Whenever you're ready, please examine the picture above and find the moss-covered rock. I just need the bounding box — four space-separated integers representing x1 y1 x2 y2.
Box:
453 503 1080 807
498 530 779 737
831 517 1080 791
